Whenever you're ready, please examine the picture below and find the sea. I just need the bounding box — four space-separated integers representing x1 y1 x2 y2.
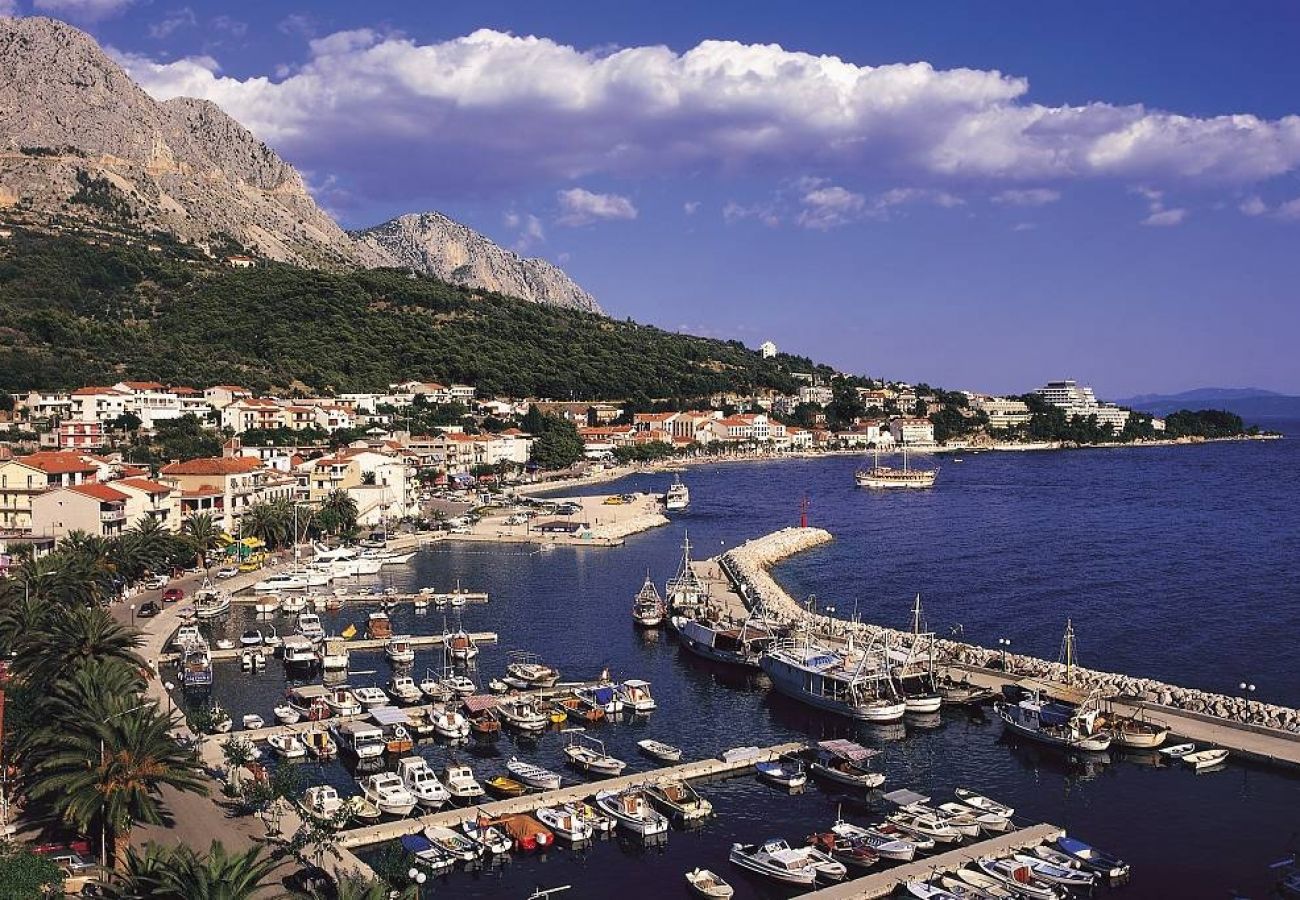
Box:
182 421 1300 900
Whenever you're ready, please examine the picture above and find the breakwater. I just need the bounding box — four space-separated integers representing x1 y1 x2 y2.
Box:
719 527 1300 735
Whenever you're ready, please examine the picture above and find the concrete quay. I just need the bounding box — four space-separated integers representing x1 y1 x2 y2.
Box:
228 590 490 605
337 741 806 848
160 630 499 663
801 822 1065 900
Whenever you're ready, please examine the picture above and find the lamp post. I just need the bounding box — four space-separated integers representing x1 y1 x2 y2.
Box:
998 637 1012 673
1239 681 1257 722
163 682 175 717
129 603 136 627
99 701 154 867
407 867 427 900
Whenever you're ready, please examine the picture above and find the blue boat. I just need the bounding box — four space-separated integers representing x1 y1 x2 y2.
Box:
400 834 455 873
1056 835 1131 882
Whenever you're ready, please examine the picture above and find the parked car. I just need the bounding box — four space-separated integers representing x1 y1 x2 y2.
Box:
136 600 162 618
162 587 185 603
143 575 167 590
216 566 239 579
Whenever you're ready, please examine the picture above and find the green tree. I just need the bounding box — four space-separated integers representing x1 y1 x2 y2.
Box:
319 490 359 537
183 512 223 572
529 414 585 469
0 841 64 898
102 841 279 900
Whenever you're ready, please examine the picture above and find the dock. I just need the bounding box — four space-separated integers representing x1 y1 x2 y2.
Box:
229 590 490 605
336 741 806 848
161 631 499 663
801 823 1065 899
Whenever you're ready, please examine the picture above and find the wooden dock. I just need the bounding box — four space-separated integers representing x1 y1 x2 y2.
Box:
161 631 499 663
336 741 806 848
801 823 1065 899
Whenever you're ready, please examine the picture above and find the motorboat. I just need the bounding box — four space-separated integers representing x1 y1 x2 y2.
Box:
637 739 683 763
995 690 1112 752
1182 748 1229 770
253 572 309 593
495 814 554 852
173 624 204 649
536 805 594 842
266 625 283 649
503 652 559 688
574 683 624 716
352 686 390 709
954 868 1019 899
398 835 455 874
685 868 734 898
442 762 485 801
419 670 453 701
440 673 476 696
664 474 690 511
561 800 616 834
388 675 422 704
806 832 879 871
868 821 934 854
360 772 417 817
367 611 393 640
318 639 349 671
281 635 317 668
645 778 713 822
332 721 386 759
595 788 669 836
889 811 964 844
615 679 656 713
631 574 666 627
954 788 1015 819
385 635 415 665
445 627 477 660
1055 835 1130 881
396 756 451 809
485 775 528 798
507 757 562 790
303 727 337 760
431 707 470 740
193 585 231 619
215 638 235 651
728 838 819 886
830 816 916 862
903 803 982 839
343 796 381 823
1012 854 1096 889
267 732 307 760
551 693 605 724
904 884 963 900
938 802 1010 833
461 814 513 855
562 730 627 776
286 685 333 721
803 844 850 882
273 703 301 725
296 612 325 643
757 755 808 789
496 697 549 731
808 739 885 789
179 644 214 691
241 714 264 730
302 785 343 819
974 858 1058 900
239 628 263 648
253 594 282 615
423 824 482 862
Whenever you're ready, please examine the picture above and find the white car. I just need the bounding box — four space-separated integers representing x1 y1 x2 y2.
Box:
143 575 167 590
215 566 239 578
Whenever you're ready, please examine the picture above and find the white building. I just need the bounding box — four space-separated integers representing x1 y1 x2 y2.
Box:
972 396 1032 429
797 385 834 407
1034 380 1130 430
759 340 777 359
890 417 935 445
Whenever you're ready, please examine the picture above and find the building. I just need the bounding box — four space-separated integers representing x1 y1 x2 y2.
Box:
0 452 101 534
58 420 107 450
759 340 777 359
1034 380 1130 430
30 483 131 540
113 477 180 532
797 385 834 407
890 417 936 445
226 255 256 268
972 396 1032 429
159 456 266 533
69 386 128 425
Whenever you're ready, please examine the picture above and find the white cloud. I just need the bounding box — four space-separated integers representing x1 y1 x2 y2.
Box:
796 185 865 230
33 0 133 20
555 188 637 226
504 211 545 251
1142 208 1187 227
1239 195 1267 216
1275 197 1300 220
683 201 701 216
149 7 196 40
117 29 1300 209
993 188 1061 206
722 200 780 227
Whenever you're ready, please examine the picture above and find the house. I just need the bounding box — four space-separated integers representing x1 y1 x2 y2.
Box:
159 456 265 532
890 417 936 445
111 381 185 430
69 386 128 424
204 385 252 410
18 391 73 422
798 385 834 406
58 420 107 450
760 340 777 359
0 452 100 534
221 397 288 433
226 255 256 268
30 483 131 540
313 405 355 432
113 477 179 532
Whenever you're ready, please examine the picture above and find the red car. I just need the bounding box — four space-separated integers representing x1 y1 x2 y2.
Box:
162 587 185 603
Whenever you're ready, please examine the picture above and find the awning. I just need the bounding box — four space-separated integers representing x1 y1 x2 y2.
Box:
462 695 499 713
883 788 931 807
817 739 880 763
369 706 410 726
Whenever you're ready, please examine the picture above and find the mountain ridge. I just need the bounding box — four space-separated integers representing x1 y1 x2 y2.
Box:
1116 388 1300 419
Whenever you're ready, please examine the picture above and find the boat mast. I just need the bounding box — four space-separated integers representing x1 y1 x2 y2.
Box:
1058 619 1077 685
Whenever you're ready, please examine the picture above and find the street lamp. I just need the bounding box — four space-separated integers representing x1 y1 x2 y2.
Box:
407 867 427 899
998 638 1012 673
163 681 175 717
129 603 135 627
1239 681 1257 721
99 702 154 867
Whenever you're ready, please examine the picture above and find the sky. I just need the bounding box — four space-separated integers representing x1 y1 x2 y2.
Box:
8 1 1300 397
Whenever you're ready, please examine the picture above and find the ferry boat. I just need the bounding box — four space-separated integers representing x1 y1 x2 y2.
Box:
674 612 778 669
854 448 937 489
632 575 667 627
664 475 691 511
664 532 708 616
760 634 907 722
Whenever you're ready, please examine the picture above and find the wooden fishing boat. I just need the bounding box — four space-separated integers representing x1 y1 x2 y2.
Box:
954 788 1014 819
1182 748 1229 770
552 693 606 724
535 805 594 842
808 740 885 790
637 738 682 763
506 756 562 790
806 832 880 871
485 775 529 798
497 813 554 852
645 778 713 822
631 574 666 627
685 868 734 898
1109 713 1171 749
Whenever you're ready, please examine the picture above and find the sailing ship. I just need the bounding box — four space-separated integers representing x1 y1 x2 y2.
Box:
854 447 937 489
664 474 691 511
760 631 907 722
632 574 667 627
892 596 942 713
664 532 708 617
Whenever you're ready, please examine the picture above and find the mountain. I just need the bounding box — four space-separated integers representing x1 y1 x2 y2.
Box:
1116 388 1300 419
352 213 602 314
0 17 600 311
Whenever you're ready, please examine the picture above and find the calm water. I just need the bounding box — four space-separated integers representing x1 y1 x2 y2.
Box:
181 423 1300 899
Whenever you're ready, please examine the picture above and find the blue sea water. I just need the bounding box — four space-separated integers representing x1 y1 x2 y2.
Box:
186 423 1300 900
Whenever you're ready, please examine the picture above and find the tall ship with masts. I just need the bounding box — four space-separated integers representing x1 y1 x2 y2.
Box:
854 446 938 489
664 532 708 618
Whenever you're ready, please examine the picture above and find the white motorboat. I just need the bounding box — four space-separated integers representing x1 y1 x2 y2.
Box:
342 796 381 823
253 595 282 615
560 800 616 834
938 801 1011 833
215 638 236 651
562 729 626 776
442 763 485 801
461 815 513 855
954 788 1015 819
361 772 418 817
173 624 204 649
333 722 386 759
273 703 301 725
507 757 562 790
1182 748 1229 770
323 686 361 717
396 756 451 809
535 806 594 842
808 739 885 790
389 675 423 704
385 635 415 665
975 858 1058 900
353 686 390 709
645 778 714 822
296 612 325 643
241 714 264 730
193 585 231 619
441 673 477 696
903 803 981 839
503 652 560 688
302 785 343 818
889 812 964 844
239 628 263 648
496 698 548 731
398 835 455 874
1012 853 1096 889
637 739 683 763
830 816 917 862
253 572 309 593
422 824 482 862
267 732 307 759
281 635 317 668
431 707 470 739
728 838 818 886
615 678 657 713
594 788 669 836
685 868 734 899
756 755 808 789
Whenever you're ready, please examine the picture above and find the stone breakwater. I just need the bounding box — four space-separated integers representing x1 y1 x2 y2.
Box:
721 527 1300 735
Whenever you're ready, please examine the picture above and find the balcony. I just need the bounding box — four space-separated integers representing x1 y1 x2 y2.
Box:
100 507 127 523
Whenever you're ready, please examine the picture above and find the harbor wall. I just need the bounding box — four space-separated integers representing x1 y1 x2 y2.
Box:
719 528 1300 735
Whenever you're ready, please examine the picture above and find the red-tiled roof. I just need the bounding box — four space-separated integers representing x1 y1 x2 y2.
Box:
16 452 99 474
116 477 173 494
119 381 166 391
161 457 262 476
71 386 124 397
181 484 224 498
68 483 130 502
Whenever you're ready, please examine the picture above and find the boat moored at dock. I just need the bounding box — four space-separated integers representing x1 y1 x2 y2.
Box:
760 634 906 722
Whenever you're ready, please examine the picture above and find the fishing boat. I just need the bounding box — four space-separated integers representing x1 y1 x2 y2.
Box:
385 635 415 665
506 757 562 790
756 753 808 789
595 788 669 836
422 824 482 862
485 775 528 798
1055 835 1131 881
974 858 1058 900
551 693 605 724
664 474 690 511
398 835 455 874
193 583 231 619
343 796 381 823
807 739 885 789
445 625 477 661
431 706 470 740
1011 854 1096 889
442 762 485 801
761 633 907 722
632 574 667 627
360 772 417 816
361 610 392 641
615 678 657 713
685 868 734 899
1182 748 1229 770
461 815 513 856
830 816 917 862
954 869 1019 899
887 811 963 844
937 802 1011 834
637 739 683 763
302 785 343 819
496 814 554 852
273 703 301 725
575 682 624 716
503 651 560 688
674 613 777 668
995 689 1112 752
895 596 943 712
470 710 501 739
854 447 938 489
954 789 1015 819
562 729 626 776
806 832 880 871
1109 714 1171 749
179 644 214 691
302 727 337 760
241 713 264 730
728 838 820 886
388 675 422 704
497 697 549 731
352 686 390 709
267 732 306 759
645 778 714 822
536 805 594 842
332 721 386 759
561 800 616 834
664 531 709 616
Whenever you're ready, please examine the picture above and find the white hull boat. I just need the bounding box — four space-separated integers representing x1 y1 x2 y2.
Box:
535 806 594 842
397 756 451 809
507 757 562 790
361 772 418 817
595 788 669 836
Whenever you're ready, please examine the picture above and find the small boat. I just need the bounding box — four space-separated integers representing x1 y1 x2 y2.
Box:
382 723 415 755
273 703 301 725
615 678 657 713
389 675 423 704
536 805 594 842
561 800 616 834
728 838 818 886
645 778 714 822
1159 742 1196 758
889 811 964 844
422 824 482 862
385 635 415 665
241 714 264 730
497 697 549 731
239 649 265 671
954 788 1015 819
1055 835 1131 881
503 652 559 687
281 635 317 668
954 869 1018 899
302 785 343 819
574 682 624 716
685 868 734 898
905 884 963 900
323 686 362 717
240 628 263 647
631 574 666 627
398 835 455 874
343 796 382 823
595 787 670 836
1182 748 1229 770
367 611 392 640
496 813 554 852
830 816 916 862
419 670 453 701
637 738 683 763
361 772 418 817
297 612 326 642
938 802 1010 833
806 832 879 871
562 729 626 776
1032 844 1085 870
431 707 470 740
352 686 390 709
267 732 307 759
215 638 236 651
757 754 808 788
485 775 529 798
332 722 386 759
470 711 501 739
808 739 885 790
443 762 485 801
1109 714 1170 749
303 728 337 760
507 757 562 790
1011 853 1096 889
903 803 981 839
551 693 605 724
868 821 934 853
941 874 1011 899
441 673 477 696
974 858 1057 900
664 474 690 510
461 813 513 855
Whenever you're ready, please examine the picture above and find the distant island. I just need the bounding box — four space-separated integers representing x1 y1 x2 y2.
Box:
1116 388 1300 420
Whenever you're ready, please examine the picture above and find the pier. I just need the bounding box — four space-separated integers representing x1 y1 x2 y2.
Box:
335 741 805 848
161 631 499 663
801 823 1065 899
230 590 490 605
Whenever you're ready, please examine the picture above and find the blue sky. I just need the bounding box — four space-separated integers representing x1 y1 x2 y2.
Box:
13 1 1300 396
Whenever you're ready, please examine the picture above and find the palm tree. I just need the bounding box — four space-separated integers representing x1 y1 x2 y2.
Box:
25 703 207 869
12 605 144 685
103 841 280 900
221 738 256 793
183 512 223 574
17 659 148 760
128 514 174 573
320 490 359 538
297 873 411 900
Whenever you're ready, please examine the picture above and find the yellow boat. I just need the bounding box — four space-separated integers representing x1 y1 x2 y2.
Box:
340 624 357 640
